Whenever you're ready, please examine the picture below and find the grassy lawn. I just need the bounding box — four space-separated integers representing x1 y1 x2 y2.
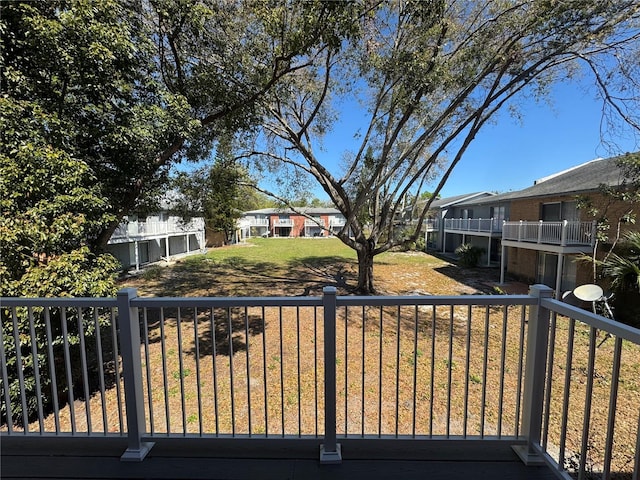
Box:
125 237 491 298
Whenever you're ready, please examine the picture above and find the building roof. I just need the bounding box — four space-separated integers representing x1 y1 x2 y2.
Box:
495 155 631 201
456 154 635 206
428 191 496 209
242 207 342 216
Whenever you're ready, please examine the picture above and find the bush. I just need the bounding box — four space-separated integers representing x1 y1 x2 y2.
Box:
455 243 485 267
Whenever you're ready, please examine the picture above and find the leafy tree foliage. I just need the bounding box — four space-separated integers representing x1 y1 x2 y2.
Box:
173 152 260 244
248 0 640 293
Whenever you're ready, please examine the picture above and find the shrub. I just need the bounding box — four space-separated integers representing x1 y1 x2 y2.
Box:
455 243 485 267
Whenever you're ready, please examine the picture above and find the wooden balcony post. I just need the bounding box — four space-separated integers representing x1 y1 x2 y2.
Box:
320 286 342 463
514 284 553 465
117 288 154 461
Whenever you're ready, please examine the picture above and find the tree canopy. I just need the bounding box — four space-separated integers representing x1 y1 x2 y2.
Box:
245 0 640 293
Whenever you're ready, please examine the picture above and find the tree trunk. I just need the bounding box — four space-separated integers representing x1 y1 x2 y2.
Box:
356 241 376 294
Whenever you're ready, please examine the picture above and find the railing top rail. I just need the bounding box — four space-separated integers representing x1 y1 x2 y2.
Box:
131 296 323 308
336 294 536 307
543 298 640 344
0 297 118 308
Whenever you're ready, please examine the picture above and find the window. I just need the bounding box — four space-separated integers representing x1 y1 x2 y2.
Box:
541 203 561 221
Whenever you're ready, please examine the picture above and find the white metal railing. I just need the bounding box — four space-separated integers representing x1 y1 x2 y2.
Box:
109 218 204 240
305 219 325 227
444 218 502 233
2 288 639 477
329 218 346 227
502 221 596 247
273 219 293 227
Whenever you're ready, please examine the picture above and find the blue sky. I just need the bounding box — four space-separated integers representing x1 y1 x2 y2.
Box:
304 79 638 200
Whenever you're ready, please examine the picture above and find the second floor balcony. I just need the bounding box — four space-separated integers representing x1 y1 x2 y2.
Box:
502 220 596 249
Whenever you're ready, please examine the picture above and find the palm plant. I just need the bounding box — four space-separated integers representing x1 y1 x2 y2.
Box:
600 232 640 327
602 232 640 292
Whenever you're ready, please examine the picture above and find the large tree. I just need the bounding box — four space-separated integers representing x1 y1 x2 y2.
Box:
246 0 640 293
1 0 365 254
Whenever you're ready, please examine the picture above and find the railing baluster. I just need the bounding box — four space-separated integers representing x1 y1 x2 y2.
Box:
296 306 301 437
194 307 203 436
27 307 44 433
210 307 219 436
429 305 436 437
0 313 14 433
110 308 124 434
159 307 170 434
44 307 60 433
245 306 252 436
446 305 454 437
141 308 153 436
578 326 598 480
176 307 187 435
362 305 366 438
602 337 622 479
542 312 557 449
480 306 490 438
228 307 236 436
261 306 268 437
559 317 576 468
498 306 508 437
412 305 418 438
77 307 92 434
463 305 472 437
94 308 108 435
395 305 401 437
60 308 75 434
378 305 383 437
514 305 526 438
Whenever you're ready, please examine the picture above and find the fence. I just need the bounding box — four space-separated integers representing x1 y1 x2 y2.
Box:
1 287 639 478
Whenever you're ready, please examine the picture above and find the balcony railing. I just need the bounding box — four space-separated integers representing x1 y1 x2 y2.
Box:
502 221 596 247
304 219 326 227
2 288 639 478
444 218 502 233
273 219 294 227
110 218 204 240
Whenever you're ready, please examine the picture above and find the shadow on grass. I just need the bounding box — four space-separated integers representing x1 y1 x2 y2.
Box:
433 264 501 295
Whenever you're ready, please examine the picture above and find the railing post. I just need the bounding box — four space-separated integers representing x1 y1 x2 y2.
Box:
537 220 543 243
117 288 154 461
320 286 342 463
560 220 568 246
518 220 523 241
514 284 553 466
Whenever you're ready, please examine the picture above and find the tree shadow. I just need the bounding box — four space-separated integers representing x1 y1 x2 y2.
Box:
434 264 501 294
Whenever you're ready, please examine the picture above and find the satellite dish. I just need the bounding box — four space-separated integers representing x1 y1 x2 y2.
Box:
573 284 604 302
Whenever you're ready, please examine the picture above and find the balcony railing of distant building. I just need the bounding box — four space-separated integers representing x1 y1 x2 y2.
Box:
110 218 204 241
502 220 596 247
444 218 502 234
2 286 639 478
304 219 326 227
273 218 294 227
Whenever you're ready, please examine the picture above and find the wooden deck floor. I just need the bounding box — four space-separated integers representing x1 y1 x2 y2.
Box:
2 437 558 480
